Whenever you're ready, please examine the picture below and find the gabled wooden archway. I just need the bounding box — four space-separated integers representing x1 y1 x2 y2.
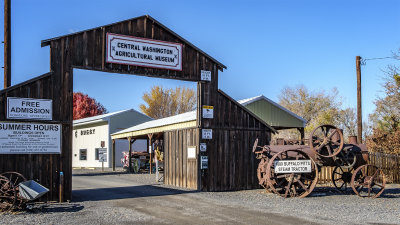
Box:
0 15 273 202
41 15 225 200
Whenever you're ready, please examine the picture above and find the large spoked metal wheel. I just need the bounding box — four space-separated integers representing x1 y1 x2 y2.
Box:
310 124 344 158
266 149 319 198
1 172 27 186
252 138 259 153
332 166 354 193
335 150 357 168
257 158 271 192
351 164 386 198
0 175 17 212
1 172 27 209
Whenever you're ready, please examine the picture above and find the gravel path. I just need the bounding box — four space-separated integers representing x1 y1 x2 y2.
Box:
197 186 400 224
1 172 399 225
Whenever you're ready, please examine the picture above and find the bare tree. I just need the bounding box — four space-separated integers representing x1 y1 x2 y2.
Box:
337 107 357 138
367 49 400 153
278 85 342 135
369 65 400 132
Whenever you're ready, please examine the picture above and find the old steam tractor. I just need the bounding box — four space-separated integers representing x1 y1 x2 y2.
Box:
253 124 386 198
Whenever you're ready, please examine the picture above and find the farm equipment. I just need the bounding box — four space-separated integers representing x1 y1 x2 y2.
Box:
0 172 48 212
121 151 153 173
253 124 386 198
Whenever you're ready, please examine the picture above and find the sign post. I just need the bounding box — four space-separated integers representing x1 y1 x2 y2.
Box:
0 122 61 154
273 160 312 173
199 143 207 152
187 147 196 159
7 97 52 120
200 156 208 169
202 129 212 139
202 105 214 119
200 70 211 81
98 148 107 172
106 33 182 71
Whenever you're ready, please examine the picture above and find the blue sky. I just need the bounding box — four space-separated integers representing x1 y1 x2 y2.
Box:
0 0 399 121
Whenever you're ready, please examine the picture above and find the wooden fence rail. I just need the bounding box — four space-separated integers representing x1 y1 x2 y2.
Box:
317 152 400 185
368 152 400 184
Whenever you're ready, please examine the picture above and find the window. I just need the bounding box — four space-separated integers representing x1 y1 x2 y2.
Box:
95 148 99 160
80 149 87 160
95 148 107 161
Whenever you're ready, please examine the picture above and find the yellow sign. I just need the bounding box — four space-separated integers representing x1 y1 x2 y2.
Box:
202 105 214 119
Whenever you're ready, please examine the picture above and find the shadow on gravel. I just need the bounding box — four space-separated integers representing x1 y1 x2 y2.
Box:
72 185 198 202
26 203 84 214
379 187 400 198
73 171 127 176
308 187 351 197
308 186 400 198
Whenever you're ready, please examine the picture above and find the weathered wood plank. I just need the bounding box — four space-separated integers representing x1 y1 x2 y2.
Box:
182 130 187 188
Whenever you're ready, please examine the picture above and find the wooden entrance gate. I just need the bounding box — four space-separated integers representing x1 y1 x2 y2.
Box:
1 15 272 201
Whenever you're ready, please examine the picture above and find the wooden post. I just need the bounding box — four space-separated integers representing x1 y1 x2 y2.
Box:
356 56 362 144
155 148 159 181
112 139 116 171
130 138 136 172
128 137 132 173
154 139 159 181
59 172 64 203
4 0 11 88
148 133 153 174
298 127 305 145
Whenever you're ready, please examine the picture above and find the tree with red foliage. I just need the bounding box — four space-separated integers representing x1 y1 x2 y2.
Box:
73 92 107 120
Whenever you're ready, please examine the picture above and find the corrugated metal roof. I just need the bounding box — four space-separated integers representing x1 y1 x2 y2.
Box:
238 95 263 105
73 109 151 126
219 90 277 133
238 95 307 124
41 15 226 70
112 91 279 138
112 120 196 139
112 110 196 136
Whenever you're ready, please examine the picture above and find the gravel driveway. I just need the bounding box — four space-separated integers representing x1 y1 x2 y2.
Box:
1 172 399 225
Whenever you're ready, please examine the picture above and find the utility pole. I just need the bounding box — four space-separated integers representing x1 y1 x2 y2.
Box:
356 56 362 144
4 0 11 88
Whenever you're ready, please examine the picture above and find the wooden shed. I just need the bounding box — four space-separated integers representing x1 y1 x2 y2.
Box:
112 90 275 191
112 110 198 189
0 15 273 202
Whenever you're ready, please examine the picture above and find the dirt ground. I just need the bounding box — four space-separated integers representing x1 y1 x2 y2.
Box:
1 172 399 225
71 174 317 225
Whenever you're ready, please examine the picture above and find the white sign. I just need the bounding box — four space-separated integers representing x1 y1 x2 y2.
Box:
7 97 52 120
202 129 212 139
99 153 107 162
201 70 211 81
0 122 61 154
200 143 207 152
97 148 107 162
106 33 182 71
202 105 214 119
98 148 107 154
274 160 312 174
187 147 196 159
201 156 208 169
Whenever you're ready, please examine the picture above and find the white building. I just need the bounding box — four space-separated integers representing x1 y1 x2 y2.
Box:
72 109 152 168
